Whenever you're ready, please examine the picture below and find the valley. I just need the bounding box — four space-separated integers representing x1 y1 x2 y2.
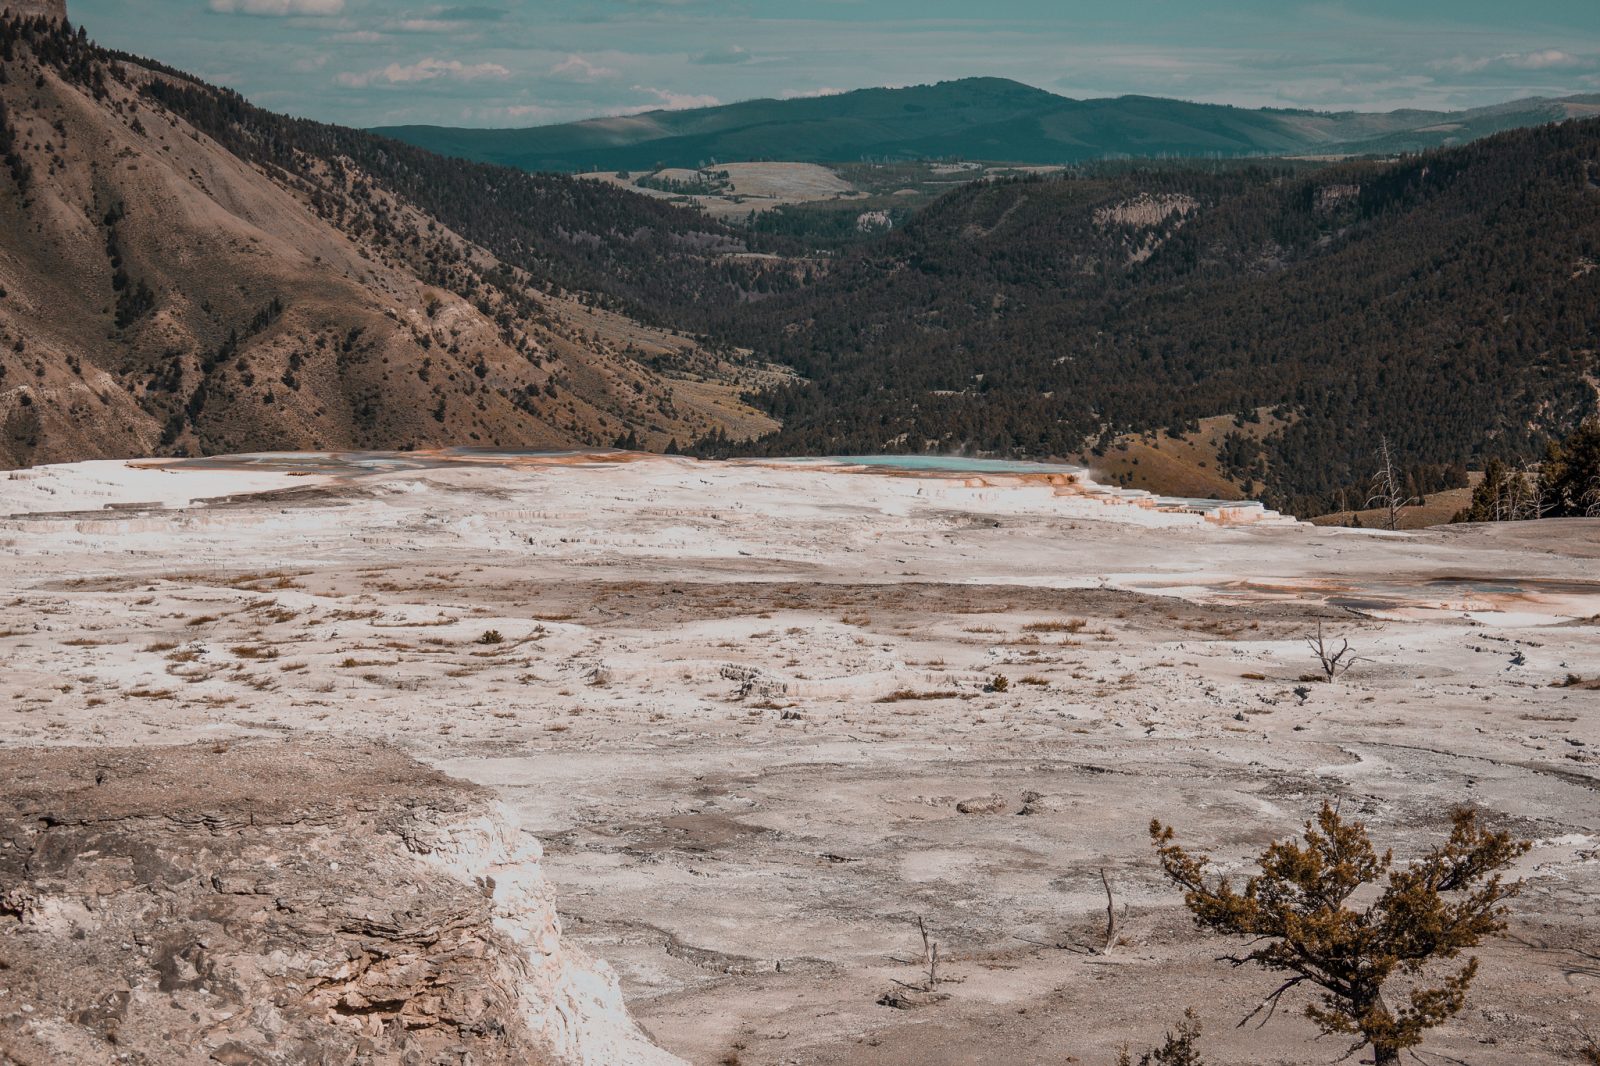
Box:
2 6 1599 1065
2 14 1598 522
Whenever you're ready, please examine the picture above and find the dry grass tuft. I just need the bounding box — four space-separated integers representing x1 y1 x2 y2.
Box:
876 689 963 703
1022 618 1087 633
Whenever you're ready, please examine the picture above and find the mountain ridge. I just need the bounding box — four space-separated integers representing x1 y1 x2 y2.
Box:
374 77 1600 173
0 14 783 469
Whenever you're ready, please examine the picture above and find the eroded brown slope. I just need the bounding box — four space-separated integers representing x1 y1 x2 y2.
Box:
0 17 778 468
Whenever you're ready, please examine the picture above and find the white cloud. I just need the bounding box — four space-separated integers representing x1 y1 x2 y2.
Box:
551 54 619 81
690 44 750 66
1503 49 1585 70
155 1 1600 129
208 0 344 15
611 86 720 113
434 6 510 21
1432 49 1592 75
498 103 560 121
392 19 468 33
336 57 512 88
384 6 506 33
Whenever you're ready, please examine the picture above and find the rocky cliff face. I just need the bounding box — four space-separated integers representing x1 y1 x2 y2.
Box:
0 2 65 21
0 739 683 1066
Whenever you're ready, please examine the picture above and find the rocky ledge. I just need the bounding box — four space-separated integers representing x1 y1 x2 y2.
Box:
1 1 69 22
0 738 681 1066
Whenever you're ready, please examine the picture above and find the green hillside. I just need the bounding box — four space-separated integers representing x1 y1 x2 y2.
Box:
373 77 1600 172
702 121 1600 517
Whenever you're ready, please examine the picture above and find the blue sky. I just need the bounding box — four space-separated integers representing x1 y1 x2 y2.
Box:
71 0 1600 128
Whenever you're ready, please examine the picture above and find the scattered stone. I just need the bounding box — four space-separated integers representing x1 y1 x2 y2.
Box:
1018 790 1049 816
876 988 950 1010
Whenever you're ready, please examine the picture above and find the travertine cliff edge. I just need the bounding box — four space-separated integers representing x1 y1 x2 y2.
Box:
0 739 683 1066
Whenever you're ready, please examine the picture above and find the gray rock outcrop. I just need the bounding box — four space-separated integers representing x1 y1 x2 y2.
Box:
0 738 682 1066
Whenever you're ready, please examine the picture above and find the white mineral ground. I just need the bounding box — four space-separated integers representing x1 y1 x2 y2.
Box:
1 451 1596 1064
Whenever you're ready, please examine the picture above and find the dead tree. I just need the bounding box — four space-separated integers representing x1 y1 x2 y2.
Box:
1366 437 1420 531
1509 461 1549 521
1306 622 1365 680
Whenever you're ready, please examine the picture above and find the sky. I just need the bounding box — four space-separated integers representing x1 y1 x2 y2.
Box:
70 0 1600 129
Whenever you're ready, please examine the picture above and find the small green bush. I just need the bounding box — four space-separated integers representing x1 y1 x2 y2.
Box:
1116 1009 1205 1066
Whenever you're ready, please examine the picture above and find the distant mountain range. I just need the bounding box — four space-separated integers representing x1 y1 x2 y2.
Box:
374 77 1600 173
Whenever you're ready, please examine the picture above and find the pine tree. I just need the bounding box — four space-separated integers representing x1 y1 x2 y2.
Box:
1150 803 1528 1065
1538 418 1600 517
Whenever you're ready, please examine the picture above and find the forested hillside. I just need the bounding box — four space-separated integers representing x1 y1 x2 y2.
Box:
140 78 797 323
708 123 1600 515
376 77 1600 175
4 11 1599 518
0 13 785 468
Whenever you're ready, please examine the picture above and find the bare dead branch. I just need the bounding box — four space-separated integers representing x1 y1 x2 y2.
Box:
1306 622 1368 680
1238 975 1307 1029
915 915 940 990
1100 867 1119 955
